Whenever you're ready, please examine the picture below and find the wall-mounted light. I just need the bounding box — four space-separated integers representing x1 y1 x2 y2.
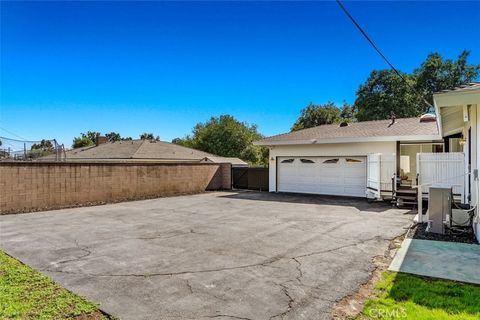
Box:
459 138 466 146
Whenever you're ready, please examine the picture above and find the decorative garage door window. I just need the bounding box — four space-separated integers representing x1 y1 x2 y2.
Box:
346 158 362 163
300 159 315 163
281 159 295 163
323 158 339 164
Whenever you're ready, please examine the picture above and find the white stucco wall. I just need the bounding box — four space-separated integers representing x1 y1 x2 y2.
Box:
267 141 396 192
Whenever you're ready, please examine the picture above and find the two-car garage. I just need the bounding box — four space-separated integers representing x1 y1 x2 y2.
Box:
254 117 439 199
276 156 367 197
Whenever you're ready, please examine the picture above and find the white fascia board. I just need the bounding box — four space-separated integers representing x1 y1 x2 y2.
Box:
434 90 480 107
254 135 443 146
433 100 444 137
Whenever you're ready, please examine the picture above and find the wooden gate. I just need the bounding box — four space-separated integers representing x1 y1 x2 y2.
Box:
232 167 269 191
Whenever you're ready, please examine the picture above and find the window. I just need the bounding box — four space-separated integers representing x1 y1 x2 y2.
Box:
346 158 362 163
300 159 314 163
323 158 339 164
281 159 295 163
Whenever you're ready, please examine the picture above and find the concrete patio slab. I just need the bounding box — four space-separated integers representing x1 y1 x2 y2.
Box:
389 238 480 284
1 191 412 320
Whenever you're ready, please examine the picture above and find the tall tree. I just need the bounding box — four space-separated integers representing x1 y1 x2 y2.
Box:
354 51 480 121
354 70 421 121
291 102 341 131
414 50 480 107
173 115 267 165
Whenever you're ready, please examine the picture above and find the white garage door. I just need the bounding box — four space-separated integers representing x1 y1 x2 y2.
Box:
277 156 367 197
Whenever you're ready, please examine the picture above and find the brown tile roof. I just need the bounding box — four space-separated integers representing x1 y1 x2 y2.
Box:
50 140 246 165
436 82 480 94
256 117 440 145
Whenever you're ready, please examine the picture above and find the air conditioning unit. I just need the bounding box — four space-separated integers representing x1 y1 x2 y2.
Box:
427 185 452 234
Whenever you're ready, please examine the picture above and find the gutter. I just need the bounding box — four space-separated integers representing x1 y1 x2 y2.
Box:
253 135 443 146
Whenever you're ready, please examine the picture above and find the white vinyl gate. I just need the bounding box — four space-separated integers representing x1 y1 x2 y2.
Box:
416 152 466 202
367 153 396 199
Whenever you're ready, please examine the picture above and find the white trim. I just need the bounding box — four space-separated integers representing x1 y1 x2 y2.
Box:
254 135 442 146
434 89 480 107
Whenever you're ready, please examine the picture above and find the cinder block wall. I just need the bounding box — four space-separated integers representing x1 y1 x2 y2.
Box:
0 162 231 214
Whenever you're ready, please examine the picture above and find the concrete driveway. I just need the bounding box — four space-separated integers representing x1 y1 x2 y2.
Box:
0 191 411 320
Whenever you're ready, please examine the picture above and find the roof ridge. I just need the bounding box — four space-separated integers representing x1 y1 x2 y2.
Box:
262 117 423 140
130 139 150 158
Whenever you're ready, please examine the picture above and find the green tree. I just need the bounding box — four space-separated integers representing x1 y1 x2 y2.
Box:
173 115 267 165
105 132 121 142
140 133 160 141
28 139 55 158
31 139 54 151
354 51 480 121
354 70 421 121
291 102 341 131
72 136 94 148
414 50 480 108
72 131 99 148
340 102 356 123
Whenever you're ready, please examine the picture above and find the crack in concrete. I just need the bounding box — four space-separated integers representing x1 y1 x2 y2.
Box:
205 314 253 320
136 229 205 241
185 279 194 294
55 240 92 265
40 254 286 277
269 283 295 320
294 236 384 260
291 257 304 285
40 236 387 281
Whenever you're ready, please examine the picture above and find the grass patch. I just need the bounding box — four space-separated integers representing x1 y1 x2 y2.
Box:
0 250 108 319
359 271 480 319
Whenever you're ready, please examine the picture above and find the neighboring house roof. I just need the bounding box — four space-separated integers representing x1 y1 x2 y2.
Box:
255 117 441 146
41 139 246 165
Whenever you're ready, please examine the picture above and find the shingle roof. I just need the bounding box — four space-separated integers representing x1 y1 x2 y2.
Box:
255 117 440 145
50 139 246 165
436 82 480 94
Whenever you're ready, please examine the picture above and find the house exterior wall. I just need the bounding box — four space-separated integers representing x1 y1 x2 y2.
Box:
475 104 480 241
267 141 396 192
0 162 231 214
435 90 480 242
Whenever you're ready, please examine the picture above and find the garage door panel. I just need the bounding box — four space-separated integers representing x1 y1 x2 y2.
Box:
278 156 366 197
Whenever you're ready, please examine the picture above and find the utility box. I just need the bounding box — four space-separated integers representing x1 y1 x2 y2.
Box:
428 185 452 234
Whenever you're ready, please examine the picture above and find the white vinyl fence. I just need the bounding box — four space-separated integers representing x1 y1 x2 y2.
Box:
416 152 466 202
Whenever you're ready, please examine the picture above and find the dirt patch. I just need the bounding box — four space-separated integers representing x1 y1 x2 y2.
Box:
332 234 406 319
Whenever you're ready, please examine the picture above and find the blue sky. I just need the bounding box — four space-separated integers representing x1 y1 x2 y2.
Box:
1 1 479 147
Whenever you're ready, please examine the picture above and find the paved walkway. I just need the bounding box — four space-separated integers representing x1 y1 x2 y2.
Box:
389 238 480 284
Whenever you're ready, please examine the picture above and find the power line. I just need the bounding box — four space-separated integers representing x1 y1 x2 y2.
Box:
0 126 28 141
0 136 44 143
335 0 433 110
